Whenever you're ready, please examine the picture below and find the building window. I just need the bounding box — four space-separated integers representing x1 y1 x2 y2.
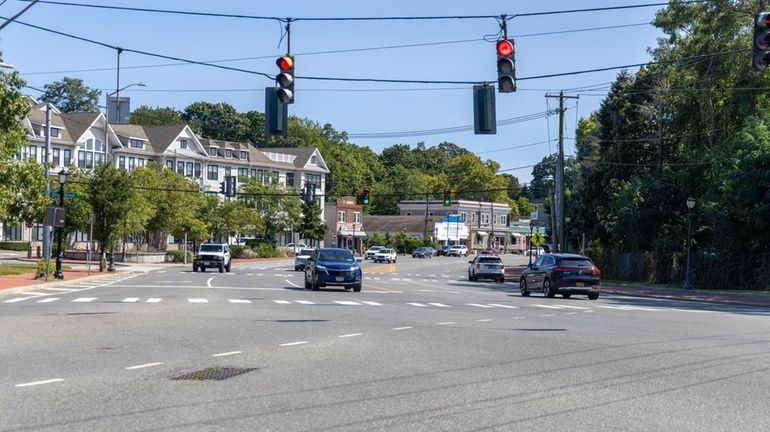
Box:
186 162 194 177
128 157 135 171
304 173 321 188
250 169 257 178
338 211 346 222
311 155 317 164
49 128 60 138
272 171 279 183
129 139 144 148
257 169 265 182
63 149 71 166
177 161 184 175
77 150 93 169
52 148 60 165
165 160 173 170
207 165 218 180
208 147 217 156
481 213 490 224
118 156 126 170
78 139 104 168
194 163 201 178
240 151 248 160
225 149 233 158
138 158 145 167
500 215 507 226
180 139 188 149
74 230 89 242
286 172 294 187
460 212 467 221
353 212 361 224
224 166 231 177
471 213 477 224
238 168 248 179
29 145 37 161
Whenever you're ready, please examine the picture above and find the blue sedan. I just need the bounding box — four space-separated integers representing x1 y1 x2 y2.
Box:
304 248 362 292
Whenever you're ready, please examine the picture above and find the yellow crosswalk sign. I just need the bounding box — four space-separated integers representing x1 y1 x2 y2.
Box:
531 232 544 247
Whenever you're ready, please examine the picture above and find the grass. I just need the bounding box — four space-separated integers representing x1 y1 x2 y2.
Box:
604 279 770 297
0 263 71 277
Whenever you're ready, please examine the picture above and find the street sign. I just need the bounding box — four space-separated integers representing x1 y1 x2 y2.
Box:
531 232 544 247
49 191 78 199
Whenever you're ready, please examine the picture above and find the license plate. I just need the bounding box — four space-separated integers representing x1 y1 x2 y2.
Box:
576 282 584 287
335 276 344 282
204 261 211 266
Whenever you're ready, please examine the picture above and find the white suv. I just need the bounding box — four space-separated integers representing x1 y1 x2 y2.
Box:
365 246 385 260
193 243 231 273
373 248 397 263
447 245 468 257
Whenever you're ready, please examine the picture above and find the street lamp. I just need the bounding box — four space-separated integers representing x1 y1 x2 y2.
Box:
53 169 68 279
108 82 147 124
564 216 571 252
0 62 15 69
683 196 696 290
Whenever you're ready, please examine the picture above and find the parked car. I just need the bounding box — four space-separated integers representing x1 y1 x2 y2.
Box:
468 255 505 282
304 248 362 292
412 247 435 258
446 244 468 257
373 248 397 263
437 245 451 256
519 253 602 300
193 243 231 273
286 242 308 254
525 247 545 256
294 248 314 271
364 246 385 260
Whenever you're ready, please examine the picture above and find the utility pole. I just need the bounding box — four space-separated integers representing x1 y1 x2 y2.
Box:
423 192 429 240
42 104 52 275
545 91 578 253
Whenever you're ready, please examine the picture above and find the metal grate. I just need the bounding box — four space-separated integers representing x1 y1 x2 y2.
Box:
172 367 257 381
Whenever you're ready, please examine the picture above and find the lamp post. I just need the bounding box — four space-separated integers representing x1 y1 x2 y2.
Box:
108 82 146 124
53 169 68 279
683 196 696 290
528 221 535 267
0 62 15 69
564 216 571 252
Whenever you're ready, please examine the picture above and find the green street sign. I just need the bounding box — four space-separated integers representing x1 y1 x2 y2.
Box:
531 232 545 247
49 192 78 199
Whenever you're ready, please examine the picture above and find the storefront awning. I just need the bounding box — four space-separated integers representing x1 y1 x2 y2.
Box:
339 230 368 238
475 231 488 236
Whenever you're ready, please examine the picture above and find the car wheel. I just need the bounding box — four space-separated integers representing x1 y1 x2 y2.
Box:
201 267 206 272
588 293 600 300
394 258 397 263
192 264 198 272
218 264 224 273
353 283 362 292
225 262 231 272
498 278 505 283
520 278 530 296
562 293 572 299
304 273 311 289
311 275 320 291
469 271 478 282
543 278 556 298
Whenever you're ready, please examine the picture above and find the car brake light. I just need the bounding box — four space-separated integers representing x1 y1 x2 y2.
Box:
552 267 567 273
592 267 601 275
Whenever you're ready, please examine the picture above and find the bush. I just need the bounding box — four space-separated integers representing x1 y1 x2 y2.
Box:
35 260 56 279
166 250 192 263
253 243 283 258
0 241 30 251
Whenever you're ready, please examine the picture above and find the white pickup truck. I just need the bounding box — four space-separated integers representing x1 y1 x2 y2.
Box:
373 248 397 263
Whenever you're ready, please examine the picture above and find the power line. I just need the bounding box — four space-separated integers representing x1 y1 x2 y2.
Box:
0 0 37 31
476 139 555 155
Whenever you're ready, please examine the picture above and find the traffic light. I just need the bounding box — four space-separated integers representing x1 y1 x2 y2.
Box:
442 190 452 207
227 175 237 198
264 87 288 137
275 55 295 103
473 84 496 135
303 183 316 204
496 39 516 93
753 12 770 72
219 181 227 195
355 188 370 206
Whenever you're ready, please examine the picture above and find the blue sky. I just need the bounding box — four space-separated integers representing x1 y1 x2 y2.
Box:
0 0 665 183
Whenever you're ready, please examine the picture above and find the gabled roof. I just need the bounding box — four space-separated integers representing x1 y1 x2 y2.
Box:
264 146 328 171
143 124 188 154
60 112 101 143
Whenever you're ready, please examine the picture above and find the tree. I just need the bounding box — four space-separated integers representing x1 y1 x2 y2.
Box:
0 159 48 226
130 106 183 126
87 164 135 270
239 178 300 243
39 77 100 112
0 56 29 158
296 201 327 246
183 102 249 141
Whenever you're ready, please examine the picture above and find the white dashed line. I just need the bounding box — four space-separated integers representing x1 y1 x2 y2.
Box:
489 304 518 309
212 351 242 357
477 319 494 322
565 312 578 315
361 301 382 306
15 378 64 388
72 297 97 303
334 301 361 306
273 300 291 304
436 322 457 325
295 300 314 305
583 310 595 313
428 303 451 307
3 297 33 303
407 302 428 307
467 303 494 308
532 304 563 309
279 341 308 347
392 326 413 331
124 362 163 370
555 304 589 309
229 299 252 304
37 298 60 303
188 298 208 303
540 314 554 317
146 298 161 303
338 333 363 338
512 316 526 319
122 298 139 303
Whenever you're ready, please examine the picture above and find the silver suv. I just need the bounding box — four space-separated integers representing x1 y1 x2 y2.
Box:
193 243 231 273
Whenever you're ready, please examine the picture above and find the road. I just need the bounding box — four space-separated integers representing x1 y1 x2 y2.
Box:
1 254 769 431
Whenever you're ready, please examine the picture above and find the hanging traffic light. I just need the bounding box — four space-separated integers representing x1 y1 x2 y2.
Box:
219 181 227 195
753 12 770 72
496 39 516 93
361 188 370 206
275 55 295 103
303 183 316 204
473 84 496 135
227 175 237 198
442 190 452 207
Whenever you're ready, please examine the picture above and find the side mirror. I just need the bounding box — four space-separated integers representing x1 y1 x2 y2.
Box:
468 260 474 263
530 264 538 270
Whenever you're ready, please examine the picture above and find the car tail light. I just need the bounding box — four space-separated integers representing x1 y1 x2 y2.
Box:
591 267 601 276
552 267 567 273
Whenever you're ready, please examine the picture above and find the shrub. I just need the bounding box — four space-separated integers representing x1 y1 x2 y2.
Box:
0 241 30 251
35 260 56 279
230 245 245 258
253 243 282 258
166 250 192 263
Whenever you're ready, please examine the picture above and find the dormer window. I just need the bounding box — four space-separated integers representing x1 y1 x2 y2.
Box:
180 139 188 149
208 147 217 157
50 128 60 138
225 149 233 158
240 151 248 160
129 139 144 149
311 155 317 164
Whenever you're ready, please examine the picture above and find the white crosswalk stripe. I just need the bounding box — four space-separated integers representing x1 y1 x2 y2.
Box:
3 297 34 303
334 301 361 306
407 302 428 307
361 301 382 306
72 298 97 303
428 303 451 308
228 299 251 304
37 298 60 303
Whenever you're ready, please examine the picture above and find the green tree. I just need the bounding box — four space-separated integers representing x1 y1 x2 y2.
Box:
130 106 183 126
0 159 48 226
39 77 100 112
296 201 327 246
183 102 249 141
88 164 135 270
0 57 28 157
239 178 300 243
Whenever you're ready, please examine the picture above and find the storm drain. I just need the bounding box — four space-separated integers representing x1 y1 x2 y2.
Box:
172 367 257 381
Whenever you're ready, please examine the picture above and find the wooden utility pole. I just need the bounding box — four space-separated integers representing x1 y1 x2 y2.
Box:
546 91 578 253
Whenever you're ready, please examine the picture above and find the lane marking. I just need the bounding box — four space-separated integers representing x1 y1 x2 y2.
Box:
512 316 526 319
3 297 34 303
188 298 208 303
565 312 578 315
15 378 64 388
467 303 493 308
554 304 589 309
407 302 428 307
273 300 291 304
361 301 382 306
228 299 252 304
583 309 595 313
540 314 554 317
477 319 494 322
206 277 214 288
20 292 46 296
532 304 563 309
334 301 361 306
38 298 60 303
212 351 242 357
428 303 451 307
489 304 518 309
146 298 161 303
436 322 457 325
279 341 308 347
392 326 413 331
72 297 96 303
338 333 363 338
295 300 314 305
122 298 139 303
45 288 78 292
285 279 300 288
125 362 163 370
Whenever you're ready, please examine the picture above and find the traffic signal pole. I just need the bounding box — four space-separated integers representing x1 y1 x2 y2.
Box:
546 91 578 253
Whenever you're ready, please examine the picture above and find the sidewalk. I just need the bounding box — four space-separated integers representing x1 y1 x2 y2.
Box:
0 268 123 294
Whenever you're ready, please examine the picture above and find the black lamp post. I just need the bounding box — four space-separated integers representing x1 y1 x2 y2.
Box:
564 216 571 252
683 196 696 290
53 168 68 279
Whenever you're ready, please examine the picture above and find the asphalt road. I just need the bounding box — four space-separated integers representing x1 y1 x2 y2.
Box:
1 255 769 431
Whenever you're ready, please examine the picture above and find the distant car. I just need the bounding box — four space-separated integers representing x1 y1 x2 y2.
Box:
412 247 435 258
525 247 545 256
479 248 499 256
304 248 362 292
468 255 505 283
364 246 385 260
286 242 308 254
437 245 451 256
373 248 397 263
447 245 468 257
193 243 231 273
520 253 602 300
294 248 314 271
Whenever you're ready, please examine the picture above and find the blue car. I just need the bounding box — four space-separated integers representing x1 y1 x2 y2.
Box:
304 248 362 292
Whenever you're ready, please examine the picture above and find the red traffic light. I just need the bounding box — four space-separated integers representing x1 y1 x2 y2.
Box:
496 40 514 57
276 55 294 71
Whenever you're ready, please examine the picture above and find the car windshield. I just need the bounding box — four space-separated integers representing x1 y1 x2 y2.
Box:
199 244 222 252
561 258 593 268
379 249 393 253
298 249 314 256
479 257 502 263
318 250 354 262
